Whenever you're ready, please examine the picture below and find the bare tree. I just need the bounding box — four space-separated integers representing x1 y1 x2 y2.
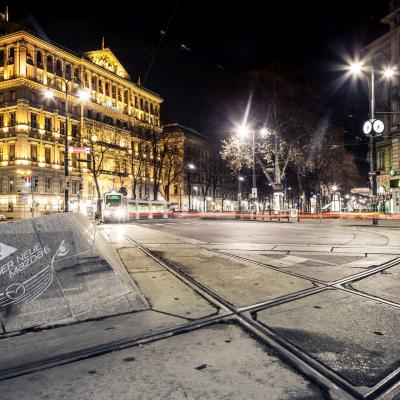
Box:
81 123 113 213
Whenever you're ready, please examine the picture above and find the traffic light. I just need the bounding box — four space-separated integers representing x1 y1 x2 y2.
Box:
79 182 83 191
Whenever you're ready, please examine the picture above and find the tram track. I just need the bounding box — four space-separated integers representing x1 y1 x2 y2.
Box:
2 228 400 399
121 234 400 400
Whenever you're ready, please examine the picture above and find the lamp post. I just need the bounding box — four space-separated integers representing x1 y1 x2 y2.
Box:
44 77 89 213
349 58 395 225
187 163 195 211
238 175 244 211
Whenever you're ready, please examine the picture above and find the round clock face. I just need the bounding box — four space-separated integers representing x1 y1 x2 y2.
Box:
363 120 373 135
373 119 384 134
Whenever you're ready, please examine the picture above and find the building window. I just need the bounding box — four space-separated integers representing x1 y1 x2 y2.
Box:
36 51 43 69
71 180 79 194
45 117 52 132
26 50 33 65
30 113 38 128
32 176 39 192
91 75 97 90
65 64 71 80
60 150 65 166
73 67 79 83
0 50 4 67
8 176 14 192
0 114 3 128
99 80 103 94
9 143 15 161
72 154 77 168
105 82 110 96
9 112 15 126
47 55 53 73
45 147 51 164
56 59 63 76
10 91 16 101
71 124 78 138
45 177 52 192
8 47 14 64
60 121 65 135
0 146 3 162
30 144 37 162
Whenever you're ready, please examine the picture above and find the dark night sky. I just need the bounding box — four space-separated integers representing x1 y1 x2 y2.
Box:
2 0 392 134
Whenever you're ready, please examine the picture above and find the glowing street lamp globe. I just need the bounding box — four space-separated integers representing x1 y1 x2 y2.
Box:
349 62 363 75
43 90 54 99
383 66 396 79
78 89 90 102
237 125 249 138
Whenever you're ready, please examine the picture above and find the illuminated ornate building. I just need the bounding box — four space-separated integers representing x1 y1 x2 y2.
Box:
0 24 165 213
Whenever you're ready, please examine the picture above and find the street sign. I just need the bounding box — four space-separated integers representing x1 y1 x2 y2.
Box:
69 147 90 154
351 187 370 194
251 188 257 198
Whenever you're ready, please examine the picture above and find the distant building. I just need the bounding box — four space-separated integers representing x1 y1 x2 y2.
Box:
163 123 237 211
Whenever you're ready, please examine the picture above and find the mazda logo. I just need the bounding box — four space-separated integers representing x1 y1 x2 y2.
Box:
5 283 26 300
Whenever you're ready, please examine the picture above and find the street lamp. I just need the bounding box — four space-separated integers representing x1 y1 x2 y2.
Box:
348 57 396 224
187 163 196 211
44 77 88 212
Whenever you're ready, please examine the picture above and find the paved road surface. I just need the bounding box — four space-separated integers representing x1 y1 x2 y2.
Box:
2 218 400 400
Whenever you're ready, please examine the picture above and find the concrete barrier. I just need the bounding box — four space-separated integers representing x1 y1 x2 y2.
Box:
0 213 149 335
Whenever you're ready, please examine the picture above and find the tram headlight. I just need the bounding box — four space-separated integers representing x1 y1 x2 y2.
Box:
115 208 125 218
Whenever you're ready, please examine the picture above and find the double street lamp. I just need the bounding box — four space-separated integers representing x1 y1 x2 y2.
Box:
236 125 277 209
348 57 395 224
237 126 268 197
43 78 89 212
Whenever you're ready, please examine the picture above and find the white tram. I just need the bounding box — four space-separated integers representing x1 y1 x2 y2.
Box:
102 191 170 223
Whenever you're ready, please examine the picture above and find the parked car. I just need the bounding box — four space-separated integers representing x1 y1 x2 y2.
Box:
0 215 6 220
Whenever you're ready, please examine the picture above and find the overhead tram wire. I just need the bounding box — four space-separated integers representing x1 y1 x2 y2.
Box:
142 0 181 86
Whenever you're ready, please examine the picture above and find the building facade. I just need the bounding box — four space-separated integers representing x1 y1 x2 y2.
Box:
0 27 166 215
365 2 400 213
